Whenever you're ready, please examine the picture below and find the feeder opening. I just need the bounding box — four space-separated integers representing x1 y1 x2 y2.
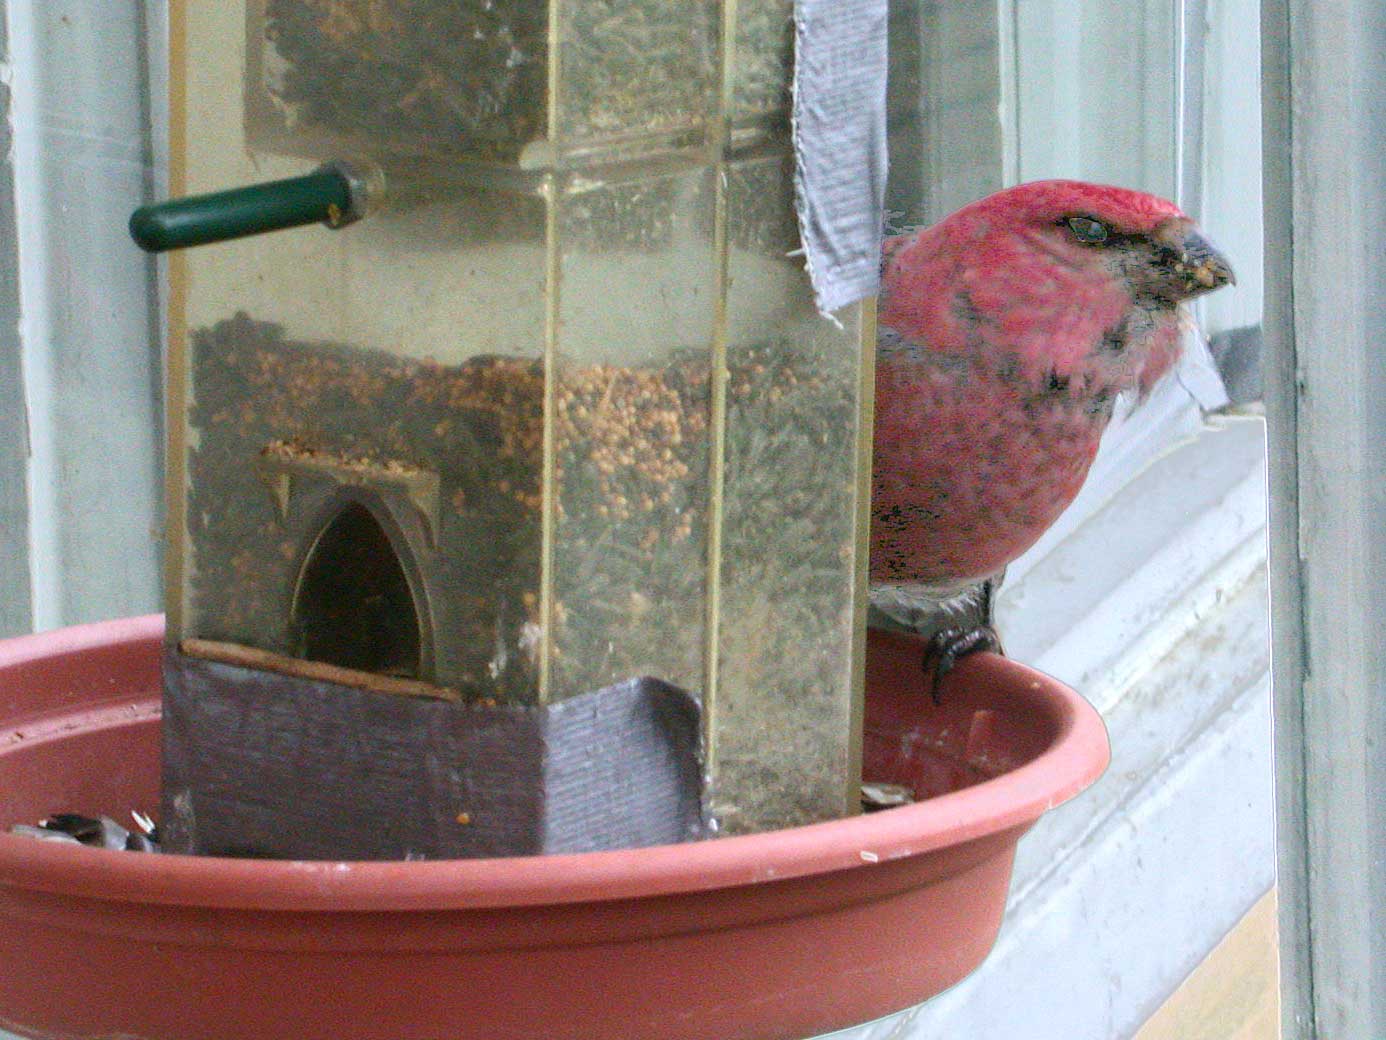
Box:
292 501 422 679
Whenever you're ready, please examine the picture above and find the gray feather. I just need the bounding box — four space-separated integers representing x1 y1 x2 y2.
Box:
867 570 1002 642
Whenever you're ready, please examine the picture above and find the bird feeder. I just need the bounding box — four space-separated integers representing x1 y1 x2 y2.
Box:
149 0 874 858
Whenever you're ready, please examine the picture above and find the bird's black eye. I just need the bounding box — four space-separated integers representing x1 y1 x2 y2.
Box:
1065 216 1110 244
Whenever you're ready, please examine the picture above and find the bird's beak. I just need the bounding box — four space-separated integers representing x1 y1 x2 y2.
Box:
1180 230 1236 292
1155 223 1236 298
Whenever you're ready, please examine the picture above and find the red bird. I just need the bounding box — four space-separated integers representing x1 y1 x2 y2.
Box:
869 180 1235 686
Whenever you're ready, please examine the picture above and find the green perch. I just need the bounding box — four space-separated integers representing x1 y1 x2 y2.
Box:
129 163 369 253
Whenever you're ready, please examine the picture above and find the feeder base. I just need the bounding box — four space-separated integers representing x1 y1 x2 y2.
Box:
162 647 706 859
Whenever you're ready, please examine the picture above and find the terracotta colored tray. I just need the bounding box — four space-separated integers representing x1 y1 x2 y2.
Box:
0 616 1107 1040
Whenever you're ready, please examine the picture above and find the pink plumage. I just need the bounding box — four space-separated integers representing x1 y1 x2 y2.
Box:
870 180 1233 635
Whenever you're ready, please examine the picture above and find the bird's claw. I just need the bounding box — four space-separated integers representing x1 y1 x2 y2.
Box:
922 625 1003 703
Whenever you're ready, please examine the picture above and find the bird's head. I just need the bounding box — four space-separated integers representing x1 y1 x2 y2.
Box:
978 179 1235 301
881 179 1235 399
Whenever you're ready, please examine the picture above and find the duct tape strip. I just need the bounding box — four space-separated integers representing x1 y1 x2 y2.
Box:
792 0 890 319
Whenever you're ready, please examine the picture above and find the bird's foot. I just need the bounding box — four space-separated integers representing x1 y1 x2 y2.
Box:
923 625 1003 703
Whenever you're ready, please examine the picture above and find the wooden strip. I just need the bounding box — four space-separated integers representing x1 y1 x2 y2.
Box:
163 0 189 640
179 638 462 702
1133 889 1281 1040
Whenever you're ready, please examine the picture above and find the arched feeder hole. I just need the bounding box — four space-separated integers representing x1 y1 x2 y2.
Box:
292 500 422 679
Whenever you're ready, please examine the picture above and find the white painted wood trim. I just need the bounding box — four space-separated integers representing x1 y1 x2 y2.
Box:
0 0 165 631
1262 2 1386 1036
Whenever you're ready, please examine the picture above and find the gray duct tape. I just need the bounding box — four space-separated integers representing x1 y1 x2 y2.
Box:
162 649 708 860
792 0 890 318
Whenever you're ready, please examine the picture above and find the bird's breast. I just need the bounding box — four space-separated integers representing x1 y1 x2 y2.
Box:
869 353 1107 587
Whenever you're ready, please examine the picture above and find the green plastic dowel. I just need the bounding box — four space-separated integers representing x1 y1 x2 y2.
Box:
129 165 362 253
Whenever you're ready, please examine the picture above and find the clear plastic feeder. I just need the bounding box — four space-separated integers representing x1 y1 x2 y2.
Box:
166 0 873 834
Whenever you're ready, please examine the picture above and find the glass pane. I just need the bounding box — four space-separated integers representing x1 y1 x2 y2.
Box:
556 0 719 151
1012 0 1177 197
886 0 1004 227
549 169 717 701
712 154 868 832
247 0 549 165
731 0 794 130
176 3 548 702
